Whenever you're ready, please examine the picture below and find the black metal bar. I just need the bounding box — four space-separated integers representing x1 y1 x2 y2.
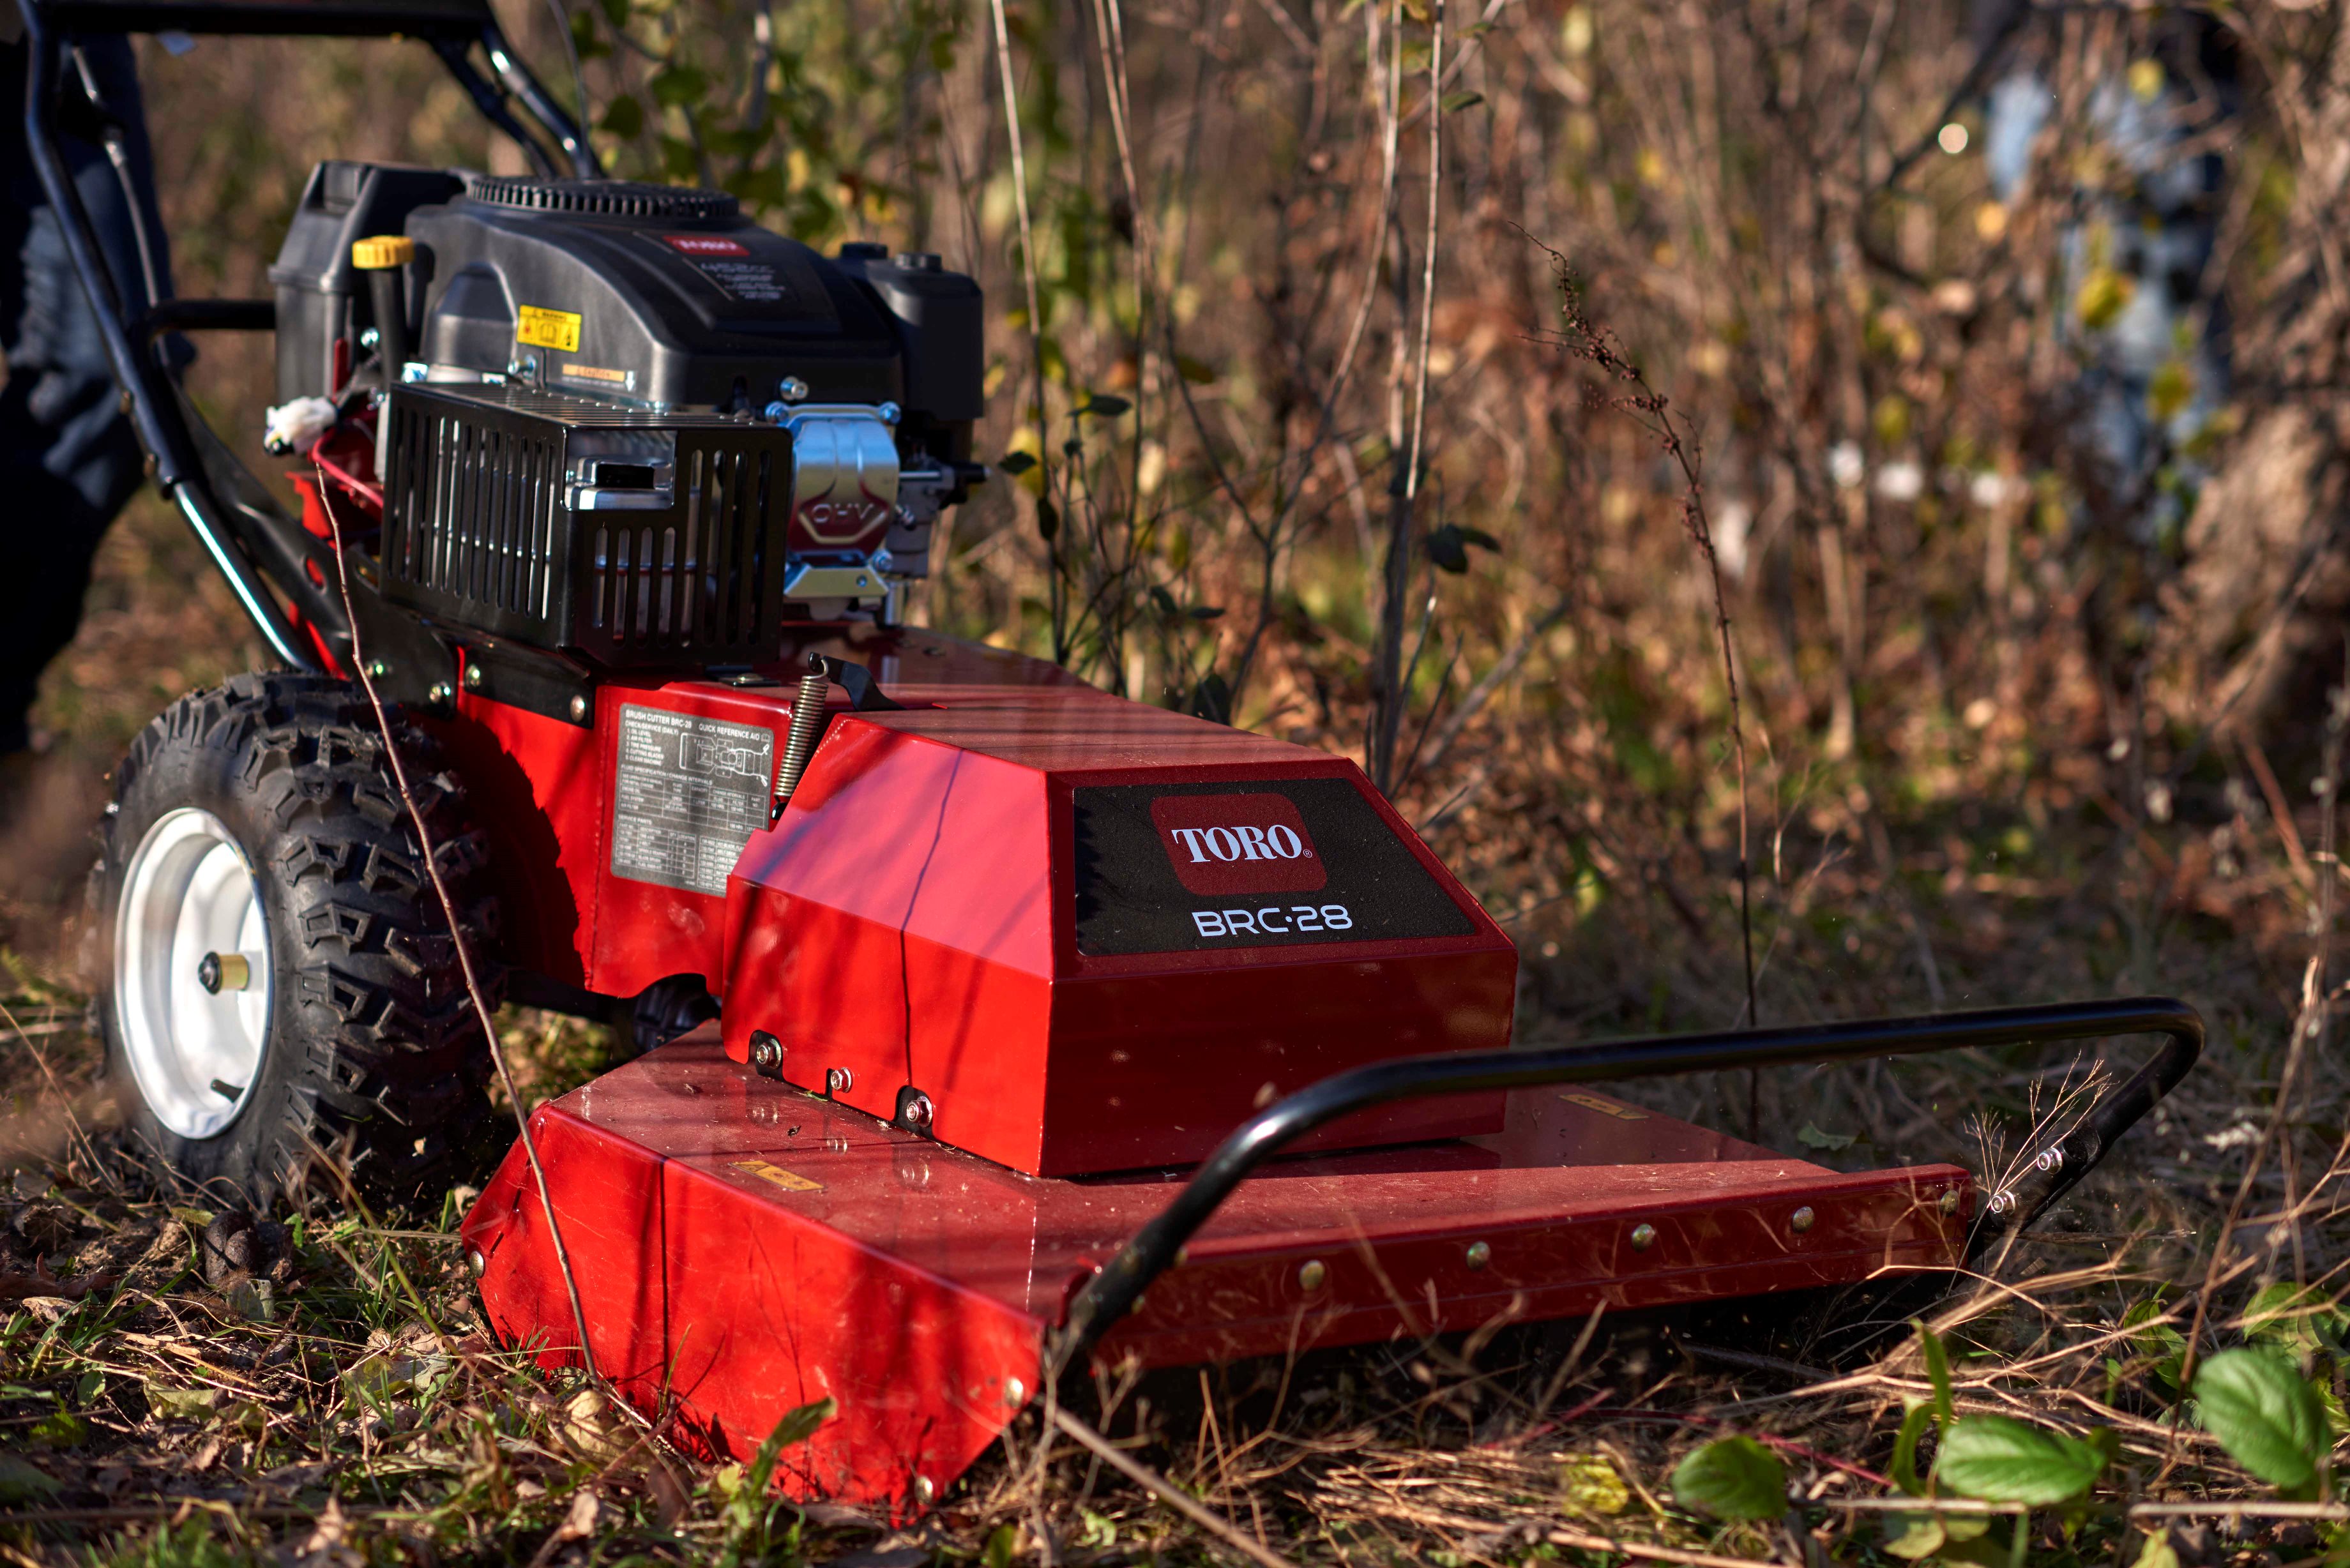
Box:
24 0 494 38
1045 995 2202 1380
430 38 561 181
17 1 315 669
136 297 273 342
477 19 600 179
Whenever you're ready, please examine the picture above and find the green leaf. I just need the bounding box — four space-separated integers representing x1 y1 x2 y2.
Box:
1036 498 1060 543
1079 393 1132 418
1439 90 1485 114
996 452 1038 477
0 1453 61 1505
1933 1415 2109 1504
1916 1320 1955 1431
2122 1296 2187 1389
1174 354 1217 384
2132 1529 2181 1568
1670 1436 1787 1521
1559 1452 1628 1516
2194 1348 2326 1490
1186 605 1226 621
1881 1512 1945 1560
985 1523 1019 1568
596 0 627 28
1188 672 1232 725
1890 1399 1934 1496
649 66 709 107
2243 1283 2349 1362
742 1396 835 1504
1798 1122 1857 1152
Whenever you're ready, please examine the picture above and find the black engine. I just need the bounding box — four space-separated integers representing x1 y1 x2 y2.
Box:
267 161 984 642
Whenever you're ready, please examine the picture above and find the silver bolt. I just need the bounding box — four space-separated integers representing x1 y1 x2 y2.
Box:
1298 1258 1327 1291
1988 1189 2017 1215
1464 1240 1491 1270
1791 1205 1816 1233
1003 1376 1027 1406
568 694 590 723
464 664 483 690
911 1474 934 1504
427 681 455 707
748 1030 784 1078
778 375 811 403
2034 1145 2066 1173
1629 1223 1658 1252
877 401 902 424
900 1091 935 1131
466 1248 486 1278
366 660 390 679
826 1066 853 1096
1939 1189 1961 1216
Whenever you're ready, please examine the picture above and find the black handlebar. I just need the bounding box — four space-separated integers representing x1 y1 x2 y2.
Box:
1045 995 2202 1380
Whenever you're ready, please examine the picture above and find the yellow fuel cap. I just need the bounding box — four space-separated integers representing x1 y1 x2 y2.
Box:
351 234 416 269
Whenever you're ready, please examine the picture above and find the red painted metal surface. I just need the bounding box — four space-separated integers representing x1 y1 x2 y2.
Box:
465 1029 1971 1511
439 626 1515 1174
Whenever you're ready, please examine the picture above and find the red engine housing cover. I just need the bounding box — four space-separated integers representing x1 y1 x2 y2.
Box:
436 632 1517 1177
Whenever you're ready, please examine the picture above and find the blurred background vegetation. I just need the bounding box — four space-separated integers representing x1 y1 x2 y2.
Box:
11 0 2349 1144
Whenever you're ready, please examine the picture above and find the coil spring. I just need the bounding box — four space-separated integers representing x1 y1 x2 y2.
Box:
771 653 832 820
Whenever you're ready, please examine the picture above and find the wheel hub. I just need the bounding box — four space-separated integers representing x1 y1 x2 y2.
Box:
116 808 273 1140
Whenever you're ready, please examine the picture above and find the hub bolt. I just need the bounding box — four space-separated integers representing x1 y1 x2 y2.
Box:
1464 1240 1491 1270
464 665 483 691
1939 1189 1961 1216
1629 1223 1658 1252
1790 1205 1816 1233
1297 1258 1327 1292
197 951 252 994
569 694 591 723
826 1066 853 1096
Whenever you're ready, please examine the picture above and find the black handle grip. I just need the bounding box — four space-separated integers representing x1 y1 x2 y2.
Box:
1045 995 2202 1380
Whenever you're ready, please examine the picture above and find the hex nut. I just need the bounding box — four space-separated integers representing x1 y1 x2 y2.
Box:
1629 1223 1658 1252
826 1066 853 1096
900 1090 935 1131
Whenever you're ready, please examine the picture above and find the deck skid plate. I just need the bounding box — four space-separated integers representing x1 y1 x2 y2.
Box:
462 1027 1969 1511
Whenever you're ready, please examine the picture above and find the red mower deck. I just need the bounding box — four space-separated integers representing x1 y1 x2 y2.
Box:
464 1029 1971 1508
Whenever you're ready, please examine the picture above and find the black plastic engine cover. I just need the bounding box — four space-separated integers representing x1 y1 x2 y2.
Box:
406 178 903 409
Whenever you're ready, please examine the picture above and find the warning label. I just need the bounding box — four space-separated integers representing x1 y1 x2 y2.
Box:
610 705 777 896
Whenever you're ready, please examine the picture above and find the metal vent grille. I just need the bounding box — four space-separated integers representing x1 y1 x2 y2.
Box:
589 441 778 652
383 396 562 626
380 384 793 667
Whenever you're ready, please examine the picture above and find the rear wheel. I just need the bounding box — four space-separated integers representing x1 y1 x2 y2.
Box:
95 672 502 1205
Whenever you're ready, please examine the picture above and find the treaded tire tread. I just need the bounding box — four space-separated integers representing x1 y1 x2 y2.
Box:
95 672 503 1206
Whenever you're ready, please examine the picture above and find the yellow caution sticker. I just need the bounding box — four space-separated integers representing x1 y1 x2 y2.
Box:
1562 1092 1648 1120
517 305 582 353
731 1159 823 1193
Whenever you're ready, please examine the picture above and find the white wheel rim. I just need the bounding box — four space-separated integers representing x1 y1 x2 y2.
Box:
115 808 273 1140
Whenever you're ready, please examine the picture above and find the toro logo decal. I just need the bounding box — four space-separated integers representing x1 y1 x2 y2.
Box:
662 234 752 257
1149 793 1327 896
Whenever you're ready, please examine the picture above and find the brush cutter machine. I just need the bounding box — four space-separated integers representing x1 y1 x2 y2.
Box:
31 0 2205 1515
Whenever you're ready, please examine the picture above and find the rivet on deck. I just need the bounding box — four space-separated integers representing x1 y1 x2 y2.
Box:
1464 1240 1491 1270
1298 1258 1328 1291
1629 1223 1657 1251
